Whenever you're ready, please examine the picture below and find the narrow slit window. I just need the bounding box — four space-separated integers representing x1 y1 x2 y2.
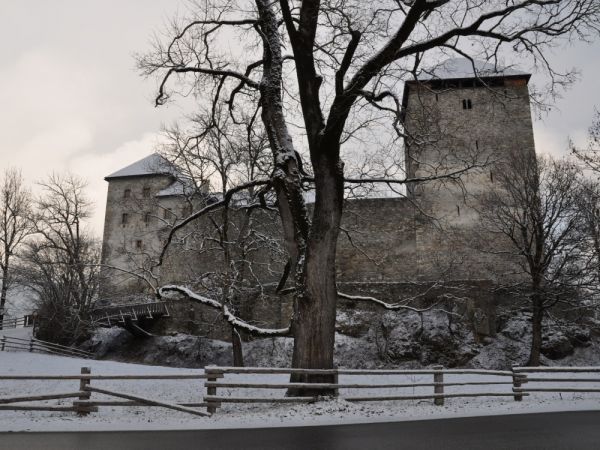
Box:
143 187 151 198
121 213 129 225
123 189 131 199
490 171 494 183
435 93 439 102
475 140 479 150
144 213 151 226
456 205 460 216
462 99 467 110
467 99 472 109
135 240 143 250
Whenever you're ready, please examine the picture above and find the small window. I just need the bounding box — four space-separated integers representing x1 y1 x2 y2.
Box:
435 93 439 102
135 240 143 250
462 99 473 110
144 213 151 226
143 187 151 198
490 171 494 183
475 140 479 150
456 205 460 216
123 189 131 199
121 213 129 225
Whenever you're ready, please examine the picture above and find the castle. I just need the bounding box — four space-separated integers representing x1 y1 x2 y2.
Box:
99 59 535 337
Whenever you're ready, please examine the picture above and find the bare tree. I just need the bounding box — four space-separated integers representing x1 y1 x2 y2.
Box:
572 109 600 174
20 174 101 345
160 108 281 365
139 0 600 387
478 152 585 366
0 169 32 329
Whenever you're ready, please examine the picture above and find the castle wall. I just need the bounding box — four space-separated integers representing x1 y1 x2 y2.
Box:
99 73 538 341
337 198 417 282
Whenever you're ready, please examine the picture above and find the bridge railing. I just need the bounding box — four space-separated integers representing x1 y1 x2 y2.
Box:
91 301 170 326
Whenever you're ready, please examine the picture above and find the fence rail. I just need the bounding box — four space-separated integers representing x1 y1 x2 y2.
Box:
512 366 600 395
0 365 599 418
202 366 528 411
1 335 93 359
0 367 213 416
0 316 34 330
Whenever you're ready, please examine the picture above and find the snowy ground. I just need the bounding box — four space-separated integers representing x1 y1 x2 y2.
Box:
1 327 33 339
1 351 600 432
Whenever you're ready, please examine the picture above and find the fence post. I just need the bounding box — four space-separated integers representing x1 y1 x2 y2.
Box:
433 365 444 406
205 367 219 414
77 367 92 416
333 367 339 397
512 368 523 402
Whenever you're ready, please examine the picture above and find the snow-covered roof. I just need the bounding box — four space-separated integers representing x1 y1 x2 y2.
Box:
418 58 529 81
156 179 202 198
105 154 176 180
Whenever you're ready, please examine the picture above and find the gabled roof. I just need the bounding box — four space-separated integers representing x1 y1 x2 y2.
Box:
417 58 530 81
105 154 176 180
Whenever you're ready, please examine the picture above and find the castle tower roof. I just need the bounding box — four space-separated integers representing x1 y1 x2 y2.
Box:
401 58 531 110
105 154 176 181
418 58 530 81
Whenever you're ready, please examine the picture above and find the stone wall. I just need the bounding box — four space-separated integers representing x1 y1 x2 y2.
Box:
404 77 536 282
100 75 538 341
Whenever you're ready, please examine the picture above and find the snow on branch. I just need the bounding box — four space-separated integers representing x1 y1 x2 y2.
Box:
158 285 291 337
337 291 440 313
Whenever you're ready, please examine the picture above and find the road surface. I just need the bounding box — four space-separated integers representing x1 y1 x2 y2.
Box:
1 410 599 450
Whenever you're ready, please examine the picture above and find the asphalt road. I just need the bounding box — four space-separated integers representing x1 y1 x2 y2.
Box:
1 410 599 450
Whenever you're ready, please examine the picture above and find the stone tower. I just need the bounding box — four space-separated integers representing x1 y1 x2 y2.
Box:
100 154 198 301
402 58 536 281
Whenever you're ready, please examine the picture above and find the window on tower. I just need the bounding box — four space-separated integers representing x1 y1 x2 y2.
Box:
462 99 473 110
143 187 151 198
121 213 129 225
123 189 131 199
135 240 143 250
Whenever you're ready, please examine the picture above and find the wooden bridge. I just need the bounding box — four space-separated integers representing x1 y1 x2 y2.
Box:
91 301 170 337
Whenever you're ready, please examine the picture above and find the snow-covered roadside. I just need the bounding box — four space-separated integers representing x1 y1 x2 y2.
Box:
1 327 33 339
1 352 599 432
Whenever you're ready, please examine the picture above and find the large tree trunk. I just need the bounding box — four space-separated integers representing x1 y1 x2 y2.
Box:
0 266 8 329
288 153 344 396
527 292 544 366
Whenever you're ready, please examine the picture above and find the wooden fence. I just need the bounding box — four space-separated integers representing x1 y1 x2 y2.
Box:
1 365 599 418
202 366 528 413
0 367 217 417
1 335 93 359
513 366 600 396
0 315 34 330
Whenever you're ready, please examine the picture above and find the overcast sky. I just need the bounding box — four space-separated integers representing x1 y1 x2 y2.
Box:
1 1 599 236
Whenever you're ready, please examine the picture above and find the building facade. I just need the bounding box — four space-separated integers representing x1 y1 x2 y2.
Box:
99 59 536 337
